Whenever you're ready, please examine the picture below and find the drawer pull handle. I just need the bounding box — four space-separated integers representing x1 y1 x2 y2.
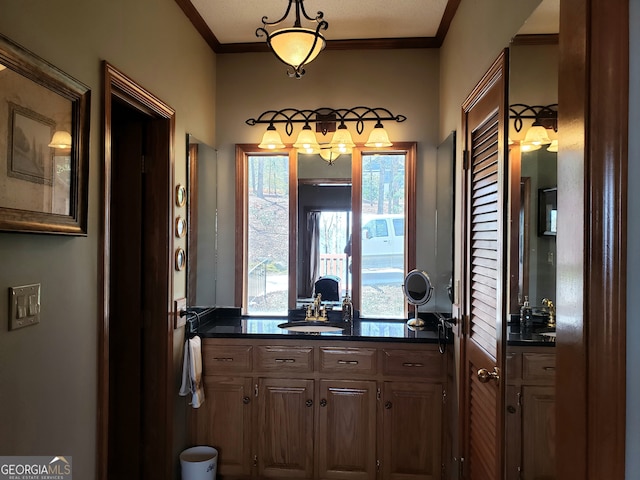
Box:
243 396 250 404
275 358 296 363
385 401 393 409
320 399 327 407
543 366 556 371
305 399 313 407
337 360 359 365
402 362 424 367
214 357 234 362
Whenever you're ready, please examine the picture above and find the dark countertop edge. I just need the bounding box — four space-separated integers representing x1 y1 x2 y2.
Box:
189 307 452 344
199 332 444 344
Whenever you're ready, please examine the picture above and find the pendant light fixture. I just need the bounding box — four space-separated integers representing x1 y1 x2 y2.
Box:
256 0 329 79
293 124 321 153
258 124 285 149
364 121 393 148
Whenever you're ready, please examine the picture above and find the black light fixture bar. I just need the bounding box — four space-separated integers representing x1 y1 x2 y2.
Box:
509 103 558 132
246 106 407 136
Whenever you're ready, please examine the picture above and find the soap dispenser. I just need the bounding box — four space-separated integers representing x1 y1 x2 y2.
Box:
520 296 533 337
342 293 353 324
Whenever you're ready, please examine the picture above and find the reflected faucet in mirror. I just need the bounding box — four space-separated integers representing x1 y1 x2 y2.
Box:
541 297 555 328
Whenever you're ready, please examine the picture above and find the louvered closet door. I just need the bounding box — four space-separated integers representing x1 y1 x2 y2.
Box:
460 51 508 480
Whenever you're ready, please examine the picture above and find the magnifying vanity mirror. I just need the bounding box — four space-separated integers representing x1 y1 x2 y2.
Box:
403 269 434 328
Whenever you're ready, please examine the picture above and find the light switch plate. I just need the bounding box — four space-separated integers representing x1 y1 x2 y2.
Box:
9 283 41 331
174 298 187 329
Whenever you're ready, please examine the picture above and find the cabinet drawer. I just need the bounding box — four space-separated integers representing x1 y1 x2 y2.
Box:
522 353 556 381
319 347 377 375
255 346 313 372
202 344 253 374
382 349 442 378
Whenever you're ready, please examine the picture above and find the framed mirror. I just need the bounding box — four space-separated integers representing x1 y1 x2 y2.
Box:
0 33 90 235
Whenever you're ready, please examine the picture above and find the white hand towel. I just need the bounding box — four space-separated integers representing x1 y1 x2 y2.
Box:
179 336 205 408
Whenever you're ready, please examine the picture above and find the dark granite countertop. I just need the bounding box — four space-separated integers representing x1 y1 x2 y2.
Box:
185 307 452 345
507 322 556 347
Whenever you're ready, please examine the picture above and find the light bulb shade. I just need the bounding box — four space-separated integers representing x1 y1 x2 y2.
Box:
293 125 320 153
320 149 339 163
547 139 558 152
521 143 541 152
269 28 325 69
48 130 72 149
522 125 552 146
365 123 392 148
258 126 285 149
329 125 355 152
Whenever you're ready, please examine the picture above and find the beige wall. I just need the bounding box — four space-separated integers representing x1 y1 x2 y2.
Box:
214 49 441 307
0 0 216 478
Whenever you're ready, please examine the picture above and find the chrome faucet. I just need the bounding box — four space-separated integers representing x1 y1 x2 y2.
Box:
541 298 555 328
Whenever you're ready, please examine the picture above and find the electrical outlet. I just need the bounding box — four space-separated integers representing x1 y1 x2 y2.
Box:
9 283 41 331
174 298 187 329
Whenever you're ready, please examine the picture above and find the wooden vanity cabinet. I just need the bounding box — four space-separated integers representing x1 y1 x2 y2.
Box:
191 339 446 480
506 348 556 480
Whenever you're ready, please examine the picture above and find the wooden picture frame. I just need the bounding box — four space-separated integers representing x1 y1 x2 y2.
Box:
538 187 557 236
0 33 90 235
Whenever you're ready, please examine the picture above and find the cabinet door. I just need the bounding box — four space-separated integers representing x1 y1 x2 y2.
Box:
522 385 555 480
317 380 377 479
258 377 314 478
190 376 253 478
382 382 442 480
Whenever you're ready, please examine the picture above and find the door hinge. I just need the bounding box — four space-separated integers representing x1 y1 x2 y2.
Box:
254 383 259 397
376 460 380 472
442 389 447 404
517 391 522 406
459 456 465 478
376 387 381 401
253 454 258 467
463 150 470 170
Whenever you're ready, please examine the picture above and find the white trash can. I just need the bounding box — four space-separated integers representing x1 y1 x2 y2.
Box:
180 446 218 480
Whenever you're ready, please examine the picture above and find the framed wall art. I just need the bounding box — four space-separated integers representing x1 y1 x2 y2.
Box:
0 33 90 235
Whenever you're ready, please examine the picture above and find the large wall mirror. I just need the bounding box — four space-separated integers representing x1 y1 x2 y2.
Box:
505 1 559 477
186 133 218 306
233 142 458 319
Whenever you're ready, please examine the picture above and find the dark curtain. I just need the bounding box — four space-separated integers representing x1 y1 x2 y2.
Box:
301 211 320 298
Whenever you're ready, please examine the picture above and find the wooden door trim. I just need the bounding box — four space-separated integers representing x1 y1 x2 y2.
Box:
99 61 176 480
556 0 628 478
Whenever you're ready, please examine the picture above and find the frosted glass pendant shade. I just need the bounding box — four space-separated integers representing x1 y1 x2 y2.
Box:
48 130 72 149
320 149 339 163
293 125 320 154
270 28 325 68
522 125 552 147
258 125 285 149
329 124 355 153
547 139 558 152
365 123 392 148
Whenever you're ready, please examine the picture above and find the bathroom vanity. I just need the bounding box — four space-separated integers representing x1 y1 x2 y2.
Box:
188 309 452 480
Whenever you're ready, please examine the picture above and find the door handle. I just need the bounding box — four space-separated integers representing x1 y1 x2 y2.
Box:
477 367 500 384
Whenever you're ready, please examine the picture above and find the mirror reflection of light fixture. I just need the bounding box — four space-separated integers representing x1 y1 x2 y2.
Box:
48 130 72 149
509 103 557 152
319 149 339 165
247 106 406 162
256 0 329 79
258 124 286 149
0 63 6 72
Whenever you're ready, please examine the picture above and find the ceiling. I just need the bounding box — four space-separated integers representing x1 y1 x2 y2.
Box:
175 0 559 54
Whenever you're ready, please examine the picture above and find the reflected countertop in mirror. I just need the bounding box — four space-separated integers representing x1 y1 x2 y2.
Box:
189 307 452 344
